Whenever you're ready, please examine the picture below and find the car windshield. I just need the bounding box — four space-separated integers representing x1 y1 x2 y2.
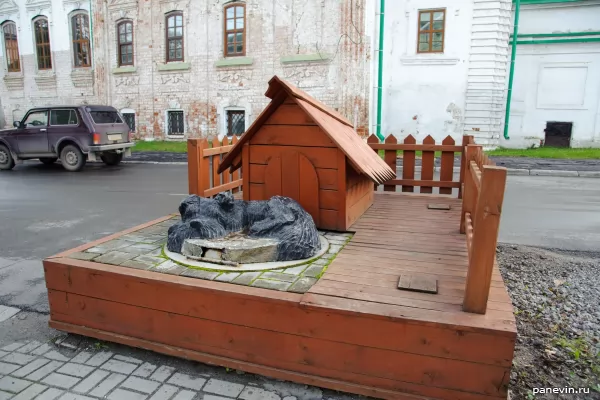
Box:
90 111 123 124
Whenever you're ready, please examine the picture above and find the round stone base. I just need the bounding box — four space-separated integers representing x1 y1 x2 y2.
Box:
164 235 330 272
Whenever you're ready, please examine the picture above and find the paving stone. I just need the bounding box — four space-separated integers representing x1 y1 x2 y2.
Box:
310 258 328 266
171 390 195 400
131 255 164 266
2 343 25 352
121 259 155 270
324 233 349 240
202 379 244 398
41 373 80 389
153 261 186 275
116 247 153 256
0 362 19 375
288 277 319 293
0 390 12 400
147 385 177 400
107 388 147 400
30 344 52 356
15 342 43 354
202 395 230 400
59 393 96 400
56 363 95 378
36 388 64 400
251 279 292 291
1 353 36 366
128 244 162 251
0 376 32 393
87 240 135 253
147 248 163 257
68 252 99 261
88 373 127 397
258 272 297 283
100 360 138 375
94 251 137 265
25 361 64 381
0 351 7 359
132 363 157 378
327 244 342 254
231 271 261 286
180 269 219 280
43 352 69 362
85 352 113 367
11 383 47 400
214 272 240 283
0 305 23 322
70 352 92 365
166 373 205 391
12 359 51 378
149 366 175 383
238 387 281 400
121 376 160 394
282 265 308 275
302 265 326 278
72 370 110 394
326 238 347 245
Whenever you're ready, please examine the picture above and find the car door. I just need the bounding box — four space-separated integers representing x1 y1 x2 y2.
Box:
15 109 50 154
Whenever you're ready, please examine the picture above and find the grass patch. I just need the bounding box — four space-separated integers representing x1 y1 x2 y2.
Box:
486 147 600 159
132 140 188 153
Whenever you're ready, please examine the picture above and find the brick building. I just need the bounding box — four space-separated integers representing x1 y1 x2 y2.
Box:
0 0 371 140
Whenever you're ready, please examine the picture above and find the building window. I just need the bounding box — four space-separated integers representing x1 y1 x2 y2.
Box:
122 112 135 132
224 3 245 57
226 110 245 136
417 9 445 53
167 111 184 135
72 13 91 67
117 21 133 66
166 12 183 62
34 17 52 70
2 22 20 72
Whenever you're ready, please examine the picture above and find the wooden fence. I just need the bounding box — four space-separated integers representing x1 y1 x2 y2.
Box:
188 137 243 198
460 144 507 314
366 134 473 197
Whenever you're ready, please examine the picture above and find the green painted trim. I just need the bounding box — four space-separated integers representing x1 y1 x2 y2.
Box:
504 0 520 140
112 66 137 74
157 62 191 71
375 0 385 142
514 0 589 4
280 53 331 63
215 57 254 67
510 37 600 44
512 31 600 38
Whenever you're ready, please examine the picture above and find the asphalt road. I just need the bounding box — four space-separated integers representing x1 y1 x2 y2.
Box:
0 162 599 314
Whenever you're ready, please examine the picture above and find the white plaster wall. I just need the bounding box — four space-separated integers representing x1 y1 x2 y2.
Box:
499 2 600 148
379 0 474 143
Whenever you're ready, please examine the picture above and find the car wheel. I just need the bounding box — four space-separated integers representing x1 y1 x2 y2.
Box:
39 157 58 165
60 144 86 172
0 144 15 171
100 152 123 166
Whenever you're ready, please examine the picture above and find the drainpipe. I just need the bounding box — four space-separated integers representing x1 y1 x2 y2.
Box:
374 0 385 142
503 0 521 140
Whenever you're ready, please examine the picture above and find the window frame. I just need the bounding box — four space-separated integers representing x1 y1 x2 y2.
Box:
223 3 246 57
33 16 52 70
117 20 134 66
49 108 80 126
121 112 136 132
226 109 245 137
23 109 49 128
165 11 184 63
166 110 185 135
71 12 91 68
2 21 20 72
416 9 446 54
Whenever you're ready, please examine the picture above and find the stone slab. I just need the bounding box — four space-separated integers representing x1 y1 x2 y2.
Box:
0 376 32 393
398 274 438 294
203 379 244 398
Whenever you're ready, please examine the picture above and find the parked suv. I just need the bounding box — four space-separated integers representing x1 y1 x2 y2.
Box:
0 105 134 172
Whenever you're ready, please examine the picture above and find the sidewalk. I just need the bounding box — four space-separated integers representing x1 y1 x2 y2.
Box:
126 152 600 177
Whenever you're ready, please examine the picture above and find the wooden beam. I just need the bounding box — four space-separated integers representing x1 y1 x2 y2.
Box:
203 179 244 197
383 179 460 189
368 144 463 152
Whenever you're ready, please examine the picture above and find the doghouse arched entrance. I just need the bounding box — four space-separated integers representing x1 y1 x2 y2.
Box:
264 151 320 225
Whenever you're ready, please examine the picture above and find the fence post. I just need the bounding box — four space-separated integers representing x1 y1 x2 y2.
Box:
198 139 210 197
460 145 481 234
463 165 507 314
458 135 472 199
187 139 200 195
383 135 397 192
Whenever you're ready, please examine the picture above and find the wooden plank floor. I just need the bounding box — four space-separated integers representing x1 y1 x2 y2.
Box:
304 192 516 336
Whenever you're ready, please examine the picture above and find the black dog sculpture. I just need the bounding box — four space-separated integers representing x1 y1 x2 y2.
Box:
167 192 320 261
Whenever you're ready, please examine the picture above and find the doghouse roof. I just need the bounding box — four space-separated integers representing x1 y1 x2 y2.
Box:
217 76 395 184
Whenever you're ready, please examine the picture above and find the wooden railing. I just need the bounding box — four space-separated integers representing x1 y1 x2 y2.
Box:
367 134 473 198
460 144 507 314
187 137 243 197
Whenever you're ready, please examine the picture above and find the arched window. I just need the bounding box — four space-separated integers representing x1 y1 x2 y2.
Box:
165 12 183 62
223 3 245 57
71 13 91 67
117 20 133 66
33 17 52 70
2 22 20 72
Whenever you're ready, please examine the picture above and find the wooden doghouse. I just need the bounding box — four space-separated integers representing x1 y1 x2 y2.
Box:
219 77 395 231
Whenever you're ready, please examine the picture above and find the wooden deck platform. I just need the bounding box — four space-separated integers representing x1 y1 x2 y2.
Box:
44 193 516 400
